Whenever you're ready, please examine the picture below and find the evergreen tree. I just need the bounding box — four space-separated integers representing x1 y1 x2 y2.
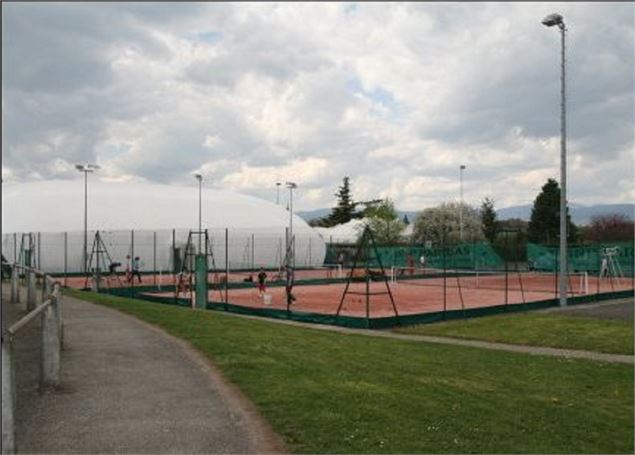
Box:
403 214 410 225
480 197 498 243
528 178 576 244
326 177 356 226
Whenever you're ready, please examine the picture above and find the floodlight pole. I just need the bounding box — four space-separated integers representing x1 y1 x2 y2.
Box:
276 182 281 205
195 174 203 253
459 165 466 242
558 20 568 308
84 171 88 273
75 164 99 274
542 13 568 307
286 182 297 266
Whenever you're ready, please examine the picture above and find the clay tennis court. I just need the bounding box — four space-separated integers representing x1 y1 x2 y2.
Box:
140 271 634 319
57 266 344 290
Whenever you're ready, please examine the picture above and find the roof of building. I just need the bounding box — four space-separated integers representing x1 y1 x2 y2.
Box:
2 180 316 234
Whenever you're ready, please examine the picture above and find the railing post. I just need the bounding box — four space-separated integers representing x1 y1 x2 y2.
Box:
2 334 16 454
40 295 61 388
41 274 51 303
55 284 64 351
92 274 100 293
10 267 18 304
26 269 36 311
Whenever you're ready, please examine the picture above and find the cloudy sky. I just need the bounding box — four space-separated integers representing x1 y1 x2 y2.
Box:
2 2 633 212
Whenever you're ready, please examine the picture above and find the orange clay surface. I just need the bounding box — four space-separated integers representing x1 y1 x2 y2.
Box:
57 267 344 289
134 272 633 318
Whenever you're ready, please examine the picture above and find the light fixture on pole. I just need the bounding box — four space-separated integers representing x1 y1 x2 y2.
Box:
459 165 466 242
285 182 297 266
194 174 203 253
276 181 281 205
542 12 568 307
75 163 100 275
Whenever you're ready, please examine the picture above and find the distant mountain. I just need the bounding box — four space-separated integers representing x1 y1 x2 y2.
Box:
299 204 634 226
296 208 332 222
297 208 422 223
498 203 634 225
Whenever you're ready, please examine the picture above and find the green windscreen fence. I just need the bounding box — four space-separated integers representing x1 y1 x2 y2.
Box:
326 242 504 270
527 242 634 276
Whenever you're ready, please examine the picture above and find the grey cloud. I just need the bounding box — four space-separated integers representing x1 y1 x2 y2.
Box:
3 3 172 93
2 2 633 211
182 15 332 88
2 2 205 179
408 2 633 162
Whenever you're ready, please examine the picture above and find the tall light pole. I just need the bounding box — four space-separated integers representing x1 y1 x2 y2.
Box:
542 12 568 307
285 182 297 266
459 165 466 242
276 181 281 205
75 163 100 274
194 174 203 253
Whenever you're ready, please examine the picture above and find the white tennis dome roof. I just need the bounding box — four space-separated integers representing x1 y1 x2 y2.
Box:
2 180 315 234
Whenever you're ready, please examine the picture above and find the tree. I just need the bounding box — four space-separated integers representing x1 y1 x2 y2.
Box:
355 199 405 245
480 197 498 243
324 177 356 226
308 218 328 228
412 202 485 245
584 213 634 242
403 214 410 225
528 178 576 244
498 218 529 232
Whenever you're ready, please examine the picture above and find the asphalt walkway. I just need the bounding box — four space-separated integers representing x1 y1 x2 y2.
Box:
539 297 634 321
1 285 283 454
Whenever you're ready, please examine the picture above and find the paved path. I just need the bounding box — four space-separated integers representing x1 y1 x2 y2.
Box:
359 331 634 364
2 286 284 454
539 297 634 321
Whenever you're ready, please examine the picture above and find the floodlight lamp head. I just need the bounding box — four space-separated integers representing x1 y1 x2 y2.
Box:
76 163 99 172
194 173 202 181
460 165 466 170
285 182 297 189
542 13 563 27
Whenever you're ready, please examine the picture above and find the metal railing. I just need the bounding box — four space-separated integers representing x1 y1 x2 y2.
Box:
2 264 63 454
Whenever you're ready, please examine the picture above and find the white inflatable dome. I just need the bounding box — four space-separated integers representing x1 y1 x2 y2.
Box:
2 180 326 273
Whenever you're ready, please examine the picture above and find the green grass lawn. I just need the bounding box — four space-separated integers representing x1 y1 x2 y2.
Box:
66 289 634 454
394 311 634 355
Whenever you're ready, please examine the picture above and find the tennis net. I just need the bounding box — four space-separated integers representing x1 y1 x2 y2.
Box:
390 266 589 295
228 264 344 283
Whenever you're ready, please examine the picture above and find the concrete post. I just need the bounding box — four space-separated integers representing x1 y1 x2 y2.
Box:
54 284 64 350
41 275 51 303
40 297 60 388
49 283 64 351
2 335 16 454
92 274 100 293
10 267 18 304
26 270 36 311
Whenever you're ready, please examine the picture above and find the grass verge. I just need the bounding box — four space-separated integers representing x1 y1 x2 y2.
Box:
394 310 634 355
65 289 634 454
